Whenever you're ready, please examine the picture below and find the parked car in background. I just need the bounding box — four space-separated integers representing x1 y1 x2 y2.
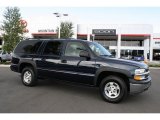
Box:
133 55 144 61
0 50 12 62
121 55 132 60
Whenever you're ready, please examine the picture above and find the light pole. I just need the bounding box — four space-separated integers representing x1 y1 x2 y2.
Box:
92 34 95 42
53 12 68 39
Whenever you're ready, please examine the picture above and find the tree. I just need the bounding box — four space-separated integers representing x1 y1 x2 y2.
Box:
0 7 25 52
56 21 74 39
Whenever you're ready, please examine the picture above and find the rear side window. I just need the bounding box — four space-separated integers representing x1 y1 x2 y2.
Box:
14 40 42 54
43 41 62 56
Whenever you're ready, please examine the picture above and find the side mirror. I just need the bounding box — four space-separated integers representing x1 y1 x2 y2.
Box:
79 50 90 59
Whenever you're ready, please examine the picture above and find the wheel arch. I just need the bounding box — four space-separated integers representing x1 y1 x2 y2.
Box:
19 62 37 74
94 67 131 92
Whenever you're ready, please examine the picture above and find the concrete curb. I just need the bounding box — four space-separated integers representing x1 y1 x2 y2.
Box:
149 67 160 69
0 65 10 67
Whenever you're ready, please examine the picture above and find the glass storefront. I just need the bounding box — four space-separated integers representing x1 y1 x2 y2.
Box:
121 50 144 60
153 49 160 60
109 49 116 57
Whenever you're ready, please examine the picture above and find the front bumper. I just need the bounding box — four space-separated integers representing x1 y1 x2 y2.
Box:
129 76 151 94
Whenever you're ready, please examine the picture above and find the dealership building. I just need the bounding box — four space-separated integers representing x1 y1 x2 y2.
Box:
0 24 160 61
76 24 160 61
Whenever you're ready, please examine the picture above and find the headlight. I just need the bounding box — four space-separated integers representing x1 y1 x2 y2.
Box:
134 68 146 81
135 69 145 75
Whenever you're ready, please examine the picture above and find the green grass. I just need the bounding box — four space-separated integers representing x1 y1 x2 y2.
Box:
0 61 11 65
149 64 160 67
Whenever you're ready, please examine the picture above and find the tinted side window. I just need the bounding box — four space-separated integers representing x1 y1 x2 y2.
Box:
43 41 62 56
65 42 86 57
14 40 42 54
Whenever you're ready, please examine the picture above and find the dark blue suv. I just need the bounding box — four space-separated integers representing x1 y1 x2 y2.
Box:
10 39 151 103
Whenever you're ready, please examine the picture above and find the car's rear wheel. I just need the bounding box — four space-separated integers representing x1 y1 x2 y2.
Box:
99 76 128 103
21 67 37 86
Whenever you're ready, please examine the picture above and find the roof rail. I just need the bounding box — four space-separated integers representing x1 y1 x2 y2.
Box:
67 38 76 40
24 38 51 40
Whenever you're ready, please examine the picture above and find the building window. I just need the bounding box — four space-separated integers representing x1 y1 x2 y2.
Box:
121 50 144 60
95 40 117 47
109 49 116 57
121 40 144 46
77 35 87 40
153 49 160 60
155 42 160 44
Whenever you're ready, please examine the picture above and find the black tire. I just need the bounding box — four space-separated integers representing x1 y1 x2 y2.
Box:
21 67 37 87
0 58 2 63
99 76 128 103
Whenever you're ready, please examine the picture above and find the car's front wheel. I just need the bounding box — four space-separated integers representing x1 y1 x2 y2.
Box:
99 76 128 103
21 67 37 86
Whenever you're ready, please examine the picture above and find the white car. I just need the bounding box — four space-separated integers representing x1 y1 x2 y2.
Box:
0 50 12 62
121 55 132 60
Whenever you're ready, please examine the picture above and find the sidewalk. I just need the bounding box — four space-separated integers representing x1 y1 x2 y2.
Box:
149 67 160 69
0 65 10 67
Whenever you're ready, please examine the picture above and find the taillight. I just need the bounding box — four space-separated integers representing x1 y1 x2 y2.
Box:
11 57 19 64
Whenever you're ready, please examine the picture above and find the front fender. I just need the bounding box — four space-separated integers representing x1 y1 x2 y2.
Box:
93 66 132 85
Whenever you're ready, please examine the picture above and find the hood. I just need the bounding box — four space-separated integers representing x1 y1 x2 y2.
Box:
98 57 148 71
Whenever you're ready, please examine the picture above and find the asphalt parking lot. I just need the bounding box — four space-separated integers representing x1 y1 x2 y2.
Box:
0 67 160 113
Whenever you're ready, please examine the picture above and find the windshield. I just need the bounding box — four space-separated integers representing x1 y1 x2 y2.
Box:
0 50 2 54
88 42 111 56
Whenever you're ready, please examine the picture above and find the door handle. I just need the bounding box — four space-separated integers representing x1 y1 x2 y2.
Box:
61 59 67 63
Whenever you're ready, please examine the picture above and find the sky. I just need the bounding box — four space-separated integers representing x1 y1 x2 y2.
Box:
1 7 160 35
